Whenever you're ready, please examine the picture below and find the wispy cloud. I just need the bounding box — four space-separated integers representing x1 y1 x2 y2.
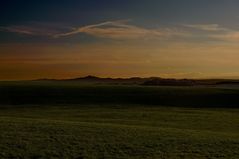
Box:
3 21 239 42
0 20 189 40
183 23 239 42
0 26 36 35
183 24 228 32
0 22 70 37
210 31 239 41
55 20 188 39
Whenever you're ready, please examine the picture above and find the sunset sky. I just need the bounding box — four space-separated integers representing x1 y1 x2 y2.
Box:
1 0 239 80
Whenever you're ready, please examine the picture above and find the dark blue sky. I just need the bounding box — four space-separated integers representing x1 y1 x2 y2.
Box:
1 0 239 43
1 0 239 26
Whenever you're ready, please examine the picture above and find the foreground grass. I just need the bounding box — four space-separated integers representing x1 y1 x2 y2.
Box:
0 105 239 159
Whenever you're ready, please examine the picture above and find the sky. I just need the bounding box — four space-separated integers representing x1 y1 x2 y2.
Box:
1 0 239 80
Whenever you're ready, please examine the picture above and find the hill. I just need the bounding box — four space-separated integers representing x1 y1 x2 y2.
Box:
34 75 239 86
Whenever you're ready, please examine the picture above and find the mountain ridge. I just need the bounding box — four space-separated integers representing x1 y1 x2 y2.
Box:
33 75 239 86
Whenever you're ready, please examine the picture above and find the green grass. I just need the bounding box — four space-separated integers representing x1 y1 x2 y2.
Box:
0 82 239 158
0 105 239 159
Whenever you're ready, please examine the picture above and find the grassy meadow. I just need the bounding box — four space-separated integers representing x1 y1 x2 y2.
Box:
0 81 239 158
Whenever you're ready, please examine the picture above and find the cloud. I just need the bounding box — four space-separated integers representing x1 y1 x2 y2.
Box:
183 23 239 42
209 31 239 41
183 24 228 32
55 20 188 39
0 26 39 35
4 21 239 42
0 22 70 37
0 20 189 40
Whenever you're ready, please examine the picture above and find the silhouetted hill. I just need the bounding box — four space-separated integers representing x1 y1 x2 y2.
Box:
142 78 239 86
35 76 148 85
142 78 196 86
34 76 239 86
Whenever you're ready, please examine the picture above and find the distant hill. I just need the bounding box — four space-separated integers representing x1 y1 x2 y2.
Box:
35 75 148 85
142 78 239 86
34 76 239 86
142 78 196 86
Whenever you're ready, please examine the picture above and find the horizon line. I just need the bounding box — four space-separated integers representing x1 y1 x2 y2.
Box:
1 75 239 82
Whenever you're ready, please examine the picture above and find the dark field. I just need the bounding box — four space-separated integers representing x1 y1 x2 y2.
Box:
1 81 239 107
0 81 239 158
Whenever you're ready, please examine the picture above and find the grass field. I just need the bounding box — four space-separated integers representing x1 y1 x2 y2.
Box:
0 82 239 158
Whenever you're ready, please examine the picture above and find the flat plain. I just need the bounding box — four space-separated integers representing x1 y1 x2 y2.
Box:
0 81 239 159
